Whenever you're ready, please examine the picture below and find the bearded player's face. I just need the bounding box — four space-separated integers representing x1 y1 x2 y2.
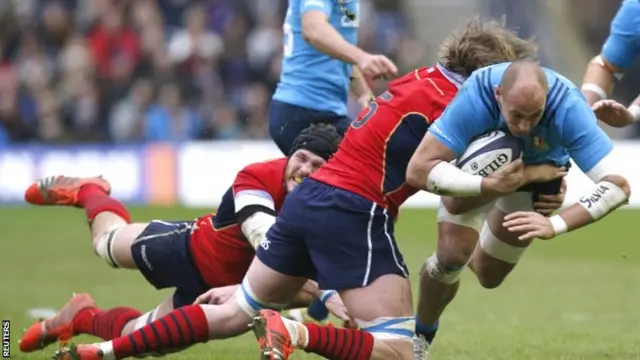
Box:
285 149 326 192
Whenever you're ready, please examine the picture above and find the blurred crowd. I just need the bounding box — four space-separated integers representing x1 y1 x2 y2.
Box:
0 0 419 145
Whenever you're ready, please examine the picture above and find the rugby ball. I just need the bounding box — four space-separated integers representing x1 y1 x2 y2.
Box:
455 130 523 177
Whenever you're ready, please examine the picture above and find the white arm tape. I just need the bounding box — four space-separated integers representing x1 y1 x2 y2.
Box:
585 151 623 184
549 215 568 236
234 190 275 212
578 181 627 220
240 212 276 249
581 83 608 100
426 161 483 197
629 104 640 122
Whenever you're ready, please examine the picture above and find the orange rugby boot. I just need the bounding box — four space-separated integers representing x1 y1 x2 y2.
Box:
252 310 295 360
52 344 105 360
19 293 96 352
24 176 111 206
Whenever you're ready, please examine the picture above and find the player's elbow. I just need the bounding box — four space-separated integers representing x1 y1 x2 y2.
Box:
441 197 466 215
602 174 632 200
301 16 323 44
406 158 431 189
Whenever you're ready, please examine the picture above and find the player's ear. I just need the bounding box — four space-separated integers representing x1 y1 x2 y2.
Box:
494 85 501 100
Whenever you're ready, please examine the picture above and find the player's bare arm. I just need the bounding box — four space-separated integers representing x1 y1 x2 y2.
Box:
406 132 525 197
441 164 568 215
505 170 630 241
581 55 619 107
301 10 397 79
350 66 375 107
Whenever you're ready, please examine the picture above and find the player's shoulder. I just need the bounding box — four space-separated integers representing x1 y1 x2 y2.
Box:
233 157 287 193
390 64 460 98
239 158 288 177
540 66 584 111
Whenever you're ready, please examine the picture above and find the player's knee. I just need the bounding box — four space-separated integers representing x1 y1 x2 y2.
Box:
234 278 287 316
478 222 526 266
421 253 467 285
93 225 125 268
360 316 415 343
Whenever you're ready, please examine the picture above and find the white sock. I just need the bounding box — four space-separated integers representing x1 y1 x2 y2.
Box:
96 341 116 360
280 317 309 348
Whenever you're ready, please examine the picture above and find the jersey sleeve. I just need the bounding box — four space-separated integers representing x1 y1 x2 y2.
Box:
232 165 276 211
300 0 332 16
559 97 614 174
601 0 640 69
428 72 496 157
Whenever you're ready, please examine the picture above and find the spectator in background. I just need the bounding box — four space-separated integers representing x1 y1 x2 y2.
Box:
109 78 153 142
0 0 413 144
144 82 200 142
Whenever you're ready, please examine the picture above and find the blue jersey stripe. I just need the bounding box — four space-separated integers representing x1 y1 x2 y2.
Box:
543 86 570 125
540 78 562 126
474 70 495 117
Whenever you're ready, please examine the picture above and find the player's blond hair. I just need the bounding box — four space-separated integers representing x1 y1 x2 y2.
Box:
438 17 538 78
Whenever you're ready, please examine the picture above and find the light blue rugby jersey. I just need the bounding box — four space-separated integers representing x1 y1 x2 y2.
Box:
273 0 359 116
429 63 614 174
602 0 640 69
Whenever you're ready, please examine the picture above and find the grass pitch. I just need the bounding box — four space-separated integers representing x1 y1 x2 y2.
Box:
0 206 638 360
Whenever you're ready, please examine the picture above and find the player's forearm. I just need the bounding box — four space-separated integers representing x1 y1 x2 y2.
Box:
581 56 617 106
350 67 374 104
548 174 630 235
303 21 366 64
408 159 487 197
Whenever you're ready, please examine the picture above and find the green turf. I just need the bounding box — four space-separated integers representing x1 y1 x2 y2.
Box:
1 206 638 359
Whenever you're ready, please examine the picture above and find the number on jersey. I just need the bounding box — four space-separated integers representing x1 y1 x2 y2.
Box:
351 91 393 129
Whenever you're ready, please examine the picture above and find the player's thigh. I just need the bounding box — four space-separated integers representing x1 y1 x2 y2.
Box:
93 222 148 269
249 185 314 310
435 200 493 265
130 220 210 294
472 192 535 285
301 181 413 324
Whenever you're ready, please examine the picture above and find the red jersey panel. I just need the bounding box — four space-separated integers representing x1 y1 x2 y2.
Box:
312 65 461 217
189 158 288 287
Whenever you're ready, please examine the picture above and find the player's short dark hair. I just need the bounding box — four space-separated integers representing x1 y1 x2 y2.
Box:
438 17 539 78
289 122 343 161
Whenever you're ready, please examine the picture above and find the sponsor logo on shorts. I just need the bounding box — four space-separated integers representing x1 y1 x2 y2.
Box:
2 320 10 358
260 238 271 250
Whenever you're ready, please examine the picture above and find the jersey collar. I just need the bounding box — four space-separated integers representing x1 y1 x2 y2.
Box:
437 63 465 89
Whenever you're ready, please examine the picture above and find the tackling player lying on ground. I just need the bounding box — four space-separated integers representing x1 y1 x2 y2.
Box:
581 0 640 127
47 18 564 360
407 61 632 359
19 124 348 358
269 0 396 154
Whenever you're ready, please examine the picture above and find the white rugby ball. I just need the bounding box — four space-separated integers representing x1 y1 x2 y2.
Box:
455 130 523 177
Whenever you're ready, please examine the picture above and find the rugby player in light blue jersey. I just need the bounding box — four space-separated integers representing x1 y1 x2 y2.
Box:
406 61 632 359
270 0 398 154
581 0 640 127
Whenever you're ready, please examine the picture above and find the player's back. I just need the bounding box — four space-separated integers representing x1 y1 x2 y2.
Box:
312 65 462 216
274 0 359 116
440 63 596 166
189 158 288 286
